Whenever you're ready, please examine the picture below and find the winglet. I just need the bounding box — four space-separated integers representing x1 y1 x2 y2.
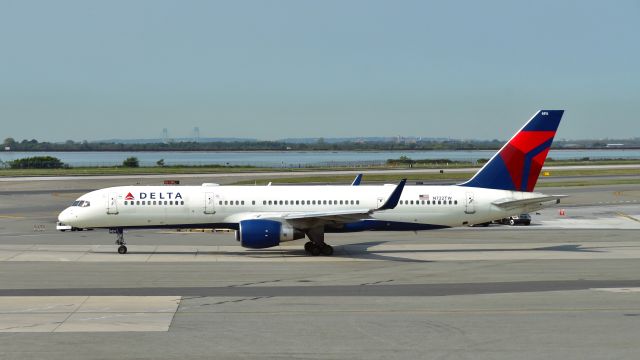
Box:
376 179 406 210
351 174 363 186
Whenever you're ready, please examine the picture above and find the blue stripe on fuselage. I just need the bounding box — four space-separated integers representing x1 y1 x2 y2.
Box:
327 220 449 233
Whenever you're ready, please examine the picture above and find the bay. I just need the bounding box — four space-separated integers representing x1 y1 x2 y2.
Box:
1 149 639 168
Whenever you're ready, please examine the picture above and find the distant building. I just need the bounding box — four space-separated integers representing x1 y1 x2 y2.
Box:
606 143 624 147
4 147 10 151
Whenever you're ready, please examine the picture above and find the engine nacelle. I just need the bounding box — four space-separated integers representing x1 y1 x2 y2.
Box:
237 219 305 249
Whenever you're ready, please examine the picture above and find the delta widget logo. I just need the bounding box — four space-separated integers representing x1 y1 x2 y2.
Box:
125 192 135 201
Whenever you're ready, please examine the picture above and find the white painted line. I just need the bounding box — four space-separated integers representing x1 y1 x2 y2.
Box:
591 288 640 293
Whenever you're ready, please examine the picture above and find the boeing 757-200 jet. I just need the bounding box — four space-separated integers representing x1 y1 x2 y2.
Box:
58 110 565 256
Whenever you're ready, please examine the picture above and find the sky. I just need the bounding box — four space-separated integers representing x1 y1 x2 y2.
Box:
1 0 639 142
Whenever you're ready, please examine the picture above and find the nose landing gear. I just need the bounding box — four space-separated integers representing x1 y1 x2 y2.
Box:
110 228 127 254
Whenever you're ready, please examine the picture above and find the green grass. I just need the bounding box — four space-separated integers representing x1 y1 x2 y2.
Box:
232 168 640 186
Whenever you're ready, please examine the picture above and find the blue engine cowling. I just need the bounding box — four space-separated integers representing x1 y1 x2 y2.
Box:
237 219 305 249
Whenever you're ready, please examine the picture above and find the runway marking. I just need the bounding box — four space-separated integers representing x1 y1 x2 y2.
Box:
592 288 640 293
0 296 181 332
616 212 640 223
0 215 26 219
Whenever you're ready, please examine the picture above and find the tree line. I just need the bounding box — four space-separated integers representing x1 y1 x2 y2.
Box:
1 137 508 152
4 137 640 152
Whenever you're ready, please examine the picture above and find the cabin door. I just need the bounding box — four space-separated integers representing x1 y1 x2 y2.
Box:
107 193 119 214
204 192 216 214
465 192 475 214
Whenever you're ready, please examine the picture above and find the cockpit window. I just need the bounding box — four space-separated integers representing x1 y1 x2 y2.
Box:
71 200 91 207
72 201 80 206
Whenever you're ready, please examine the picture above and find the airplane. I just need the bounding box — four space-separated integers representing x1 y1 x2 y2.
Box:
58 110 565 256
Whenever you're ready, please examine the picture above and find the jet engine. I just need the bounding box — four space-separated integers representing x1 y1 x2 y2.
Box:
236 219 305 249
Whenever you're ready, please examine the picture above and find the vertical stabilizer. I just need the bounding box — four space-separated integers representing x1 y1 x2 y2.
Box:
460 110 564 192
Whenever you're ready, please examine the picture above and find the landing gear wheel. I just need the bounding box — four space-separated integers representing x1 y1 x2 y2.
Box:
320 244 333 256
304 241 314 253
117 245 128 254
309 244 321 256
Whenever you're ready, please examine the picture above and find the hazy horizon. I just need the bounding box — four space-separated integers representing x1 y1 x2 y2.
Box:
2 1 639 142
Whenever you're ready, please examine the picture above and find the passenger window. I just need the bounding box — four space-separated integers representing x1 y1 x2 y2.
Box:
224 201 228 205
169 201 173 205
356 200 360 205
323 200 327 205
124 201 128 205
350 200 354 205
454 200 458 205
449 201 452 205
285 200 289 205
252 201 255 205
268 200 272 205
164 201 168 205
438 201 441 205
307 200 310 205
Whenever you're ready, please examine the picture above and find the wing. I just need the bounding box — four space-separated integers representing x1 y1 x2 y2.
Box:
223 179 406 228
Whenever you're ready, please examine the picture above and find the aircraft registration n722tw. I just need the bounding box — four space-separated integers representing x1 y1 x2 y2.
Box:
58 110 565 256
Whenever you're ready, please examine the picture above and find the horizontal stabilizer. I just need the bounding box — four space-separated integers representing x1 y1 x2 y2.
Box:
492 195 567 210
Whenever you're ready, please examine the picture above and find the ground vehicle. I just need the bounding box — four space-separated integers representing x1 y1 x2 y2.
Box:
56 222 72 231
500 214 531 226
56 222 91 232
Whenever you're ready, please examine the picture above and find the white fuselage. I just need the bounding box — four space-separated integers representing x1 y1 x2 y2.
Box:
58 183 548 234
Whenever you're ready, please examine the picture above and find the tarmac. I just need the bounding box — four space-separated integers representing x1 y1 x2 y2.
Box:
0 174 639 359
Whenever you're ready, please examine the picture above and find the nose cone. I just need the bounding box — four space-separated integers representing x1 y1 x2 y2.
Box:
58 208 75 224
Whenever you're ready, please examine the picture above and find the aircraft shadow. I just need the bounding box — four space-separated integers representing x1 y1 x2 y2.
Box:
98 242 604 264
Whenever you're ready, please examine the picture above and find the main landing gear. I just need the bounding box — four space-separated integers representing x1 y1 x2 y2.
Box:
304 241 333 256
304 227 333 256
111 228 127 254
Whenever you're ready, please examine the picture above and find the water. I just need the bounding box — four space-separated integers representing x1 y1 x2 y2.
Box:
1 149 639 168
